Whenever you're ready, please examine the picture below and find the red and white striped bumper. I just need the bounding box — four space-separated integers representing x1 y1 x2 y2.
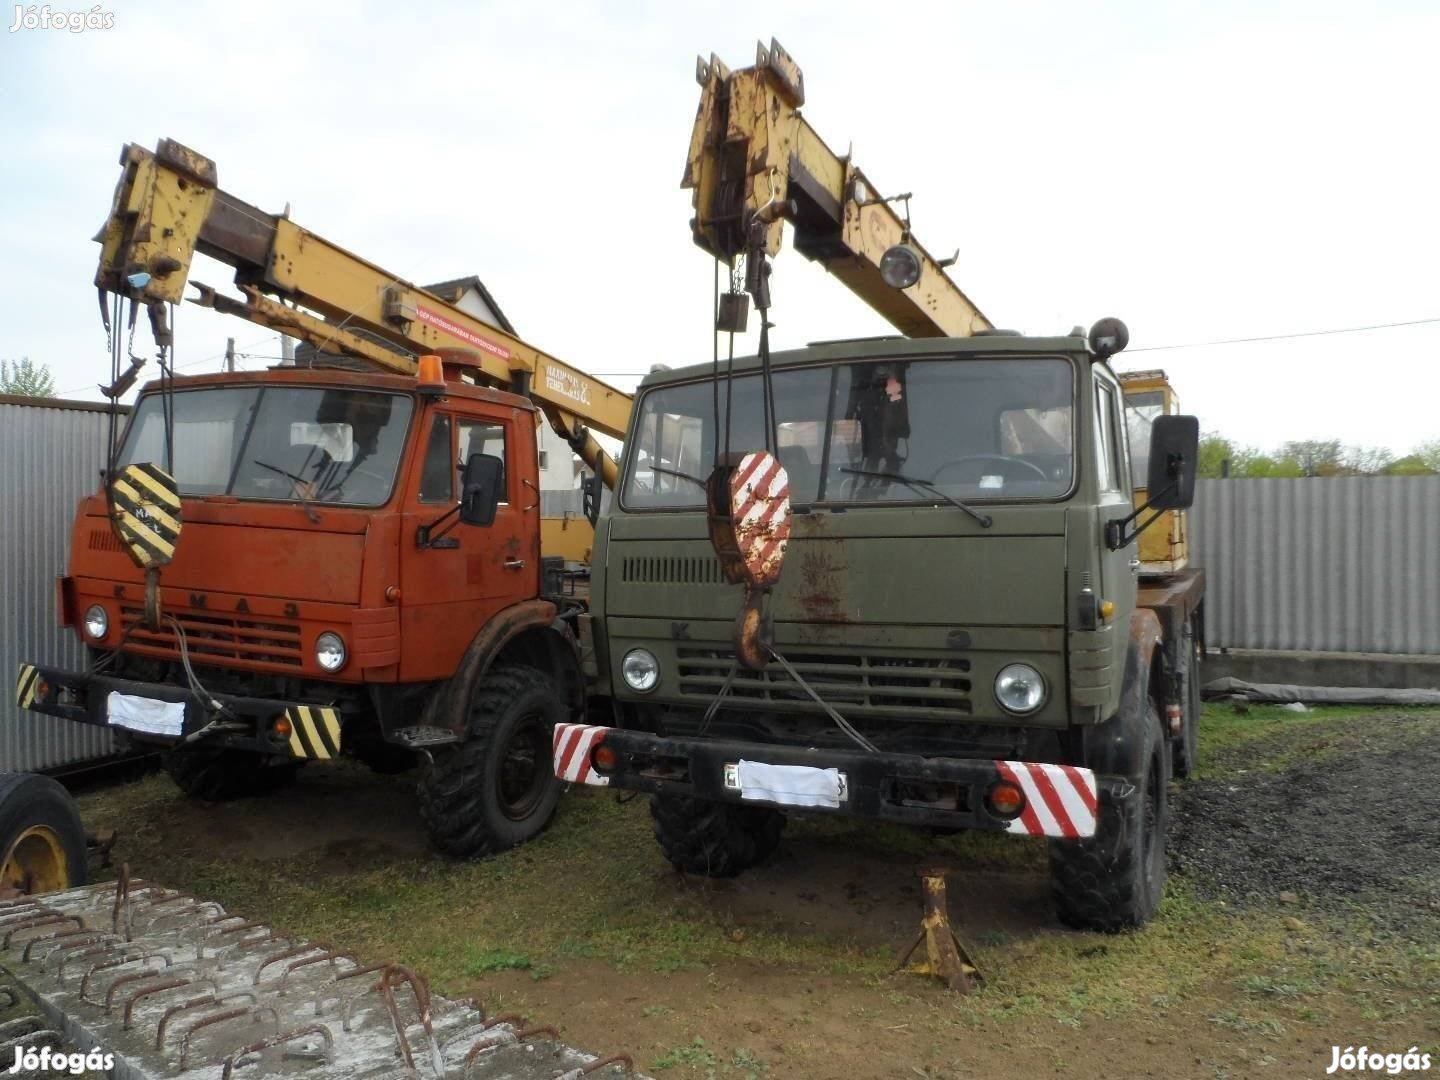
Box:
553 724 1099 839
994 760 1098 839
553 723 611 787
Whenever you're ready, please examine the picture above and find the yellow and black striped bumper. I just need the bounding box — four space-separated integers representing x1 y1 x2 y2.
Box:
15 661 344 763
282 706 342 760
15 663 42 710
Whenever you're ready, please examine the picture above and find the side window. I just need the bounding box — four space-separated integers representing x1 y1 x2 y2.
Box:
1093 381 1122 493
457 419 508 504
418 414 453 503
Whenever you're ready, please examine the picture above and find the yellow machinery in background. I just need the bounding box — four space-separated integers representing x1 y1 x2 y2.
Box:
1118 370 1189 573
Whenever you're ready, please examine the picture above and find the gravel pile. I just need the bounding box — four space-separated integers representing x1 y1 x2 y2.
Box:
1171 715 1440 938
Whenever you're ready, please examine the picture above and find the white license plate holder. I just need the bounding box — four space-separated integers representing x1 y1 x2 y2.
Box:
106 691 185 738
723 761 848 807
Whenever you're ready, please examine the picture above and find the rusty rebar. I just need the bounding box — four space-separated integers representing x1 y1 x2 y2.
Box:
177 1004 279 1070
1 914 82 949
154 991 257 1051
21 926 104 963
122 976 213 1028
252 942 327 984
219 1024 333 1079
79 951 170 1004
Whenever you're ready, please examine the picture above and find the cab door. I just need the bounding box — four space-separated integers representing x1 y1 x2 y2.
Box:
1092 370 1138 617
398 401 538 682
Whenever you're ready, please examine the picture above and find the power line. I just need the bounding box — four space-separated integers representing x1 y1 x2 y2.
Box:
1129 315 1440 353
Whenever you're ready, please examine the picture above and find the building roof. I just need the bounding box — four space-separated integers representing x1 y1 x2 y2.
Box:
421 276 517 336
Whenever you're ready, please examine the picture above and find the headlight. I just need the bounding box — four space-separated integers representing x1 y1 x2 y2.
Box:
621 648 659 693
315 632 347 672
879 243 923 290
994 663 1046 715
83 604 109 640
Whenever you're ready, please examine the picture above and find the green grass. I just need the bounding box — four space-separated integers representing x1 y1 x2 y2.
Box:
1197 701 1440 779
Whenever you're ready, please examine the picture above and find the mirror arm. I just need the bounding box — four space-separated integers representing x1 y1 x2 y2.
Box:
1105 478 1178 550
417 503 462 550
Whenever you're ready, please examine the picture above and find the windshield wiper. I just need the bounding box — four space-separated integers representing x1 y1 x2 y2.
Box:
839 467 993 528
252 460 322 523
649 465 708 490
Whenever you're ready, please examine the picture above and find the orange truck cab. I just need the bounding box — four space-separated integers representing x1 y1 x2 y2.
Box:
20 367 585 856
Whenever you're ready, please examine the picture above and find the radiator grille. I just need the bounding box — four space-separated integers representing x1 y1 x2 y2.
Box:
677 648 972 717
88 528 124 553
120 606 303 668
620 555 725 585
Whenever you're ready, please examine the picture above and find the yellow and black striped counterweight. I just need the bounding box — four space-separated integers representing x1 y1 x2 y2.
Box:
108 463 182 569
283 706 342 760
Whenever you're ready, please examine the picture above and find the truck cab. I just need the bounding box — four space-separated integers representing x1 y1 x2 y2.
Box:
24 367 583 855
570 330 1201 931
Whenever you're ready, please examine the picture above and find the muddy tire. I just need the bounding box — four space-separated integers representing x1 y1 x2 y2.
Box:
350 739 418 776
1049 699 1169 931
417 666 564 859
162 747 301 802
1172 616 1202 779
0 773 88 895
650 795 786 878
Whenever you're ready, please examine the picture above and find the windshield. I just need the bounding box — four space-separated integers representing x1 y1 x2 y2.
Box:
117 386 414 506
622 356 1075 509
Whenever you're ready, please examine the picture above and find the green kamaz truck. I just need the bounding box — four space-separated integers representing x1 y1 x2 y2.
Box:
550 42 1205 932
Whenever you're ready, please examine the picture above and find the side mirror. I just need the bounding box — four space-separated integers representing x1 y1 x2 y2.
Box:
1106 414 1199 550
459 453 503 527
1146 415 1199 510
581 471 602 527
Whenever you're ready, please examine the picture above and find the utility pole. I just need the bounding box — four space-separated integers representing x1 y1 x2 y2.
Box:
280 335 295 366
224 337 235 373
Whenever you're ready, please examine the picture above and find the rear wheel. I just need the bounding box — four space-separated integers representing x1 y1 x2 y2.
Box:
417 666 565 858
650 795 786 878
0 773 88 896
1049 698 1169 931
162 747 301 802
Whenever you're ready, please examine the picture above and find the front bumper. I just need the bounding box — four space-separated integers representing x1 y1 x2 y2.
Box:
553 723 1103 838
15 662 342 761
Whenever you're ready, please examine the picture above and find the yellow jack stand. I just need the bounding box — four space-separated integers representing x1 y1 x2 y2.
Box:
895 866 984 993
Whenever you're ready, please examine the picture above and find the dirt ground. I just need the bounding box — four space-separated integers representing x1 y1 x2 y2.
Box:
62 705 1440 1079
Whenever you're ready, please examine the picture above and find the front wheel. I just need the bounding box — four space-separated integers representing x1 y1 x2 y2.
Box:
650 795 786 878
417 666 565 858
1049 698 1169 931
162 747 301 802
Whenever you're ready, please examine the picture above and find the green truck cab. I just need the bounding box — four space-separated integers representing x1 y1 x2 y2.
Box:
564 327 1204 931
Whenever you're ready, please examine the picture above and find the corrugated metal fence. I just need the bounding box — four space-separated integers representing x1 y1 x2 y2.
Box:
0 396 117 771
1190 476 1440 655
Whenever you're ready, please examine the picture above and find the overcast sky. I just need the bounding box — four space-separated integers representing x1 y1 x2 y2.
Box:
2 1 1436 455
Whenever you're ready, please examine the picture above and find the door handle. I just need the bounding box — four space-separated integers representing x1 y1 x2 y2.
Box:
1129 557 1141 572
503 559 526 571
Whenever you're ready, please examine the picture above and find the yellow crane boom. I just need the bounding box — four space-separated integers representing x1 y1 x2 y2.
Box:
94 139 628 487
683 39 991 339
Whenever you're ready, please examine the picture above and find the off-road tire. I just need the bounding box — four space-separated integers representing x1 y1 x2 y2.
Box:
1172 616 1202 779
650 795 786 878
0 772 88 892
1049 699 1169 931
162 747 301 802
350 739 418 776
417 666 565 859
